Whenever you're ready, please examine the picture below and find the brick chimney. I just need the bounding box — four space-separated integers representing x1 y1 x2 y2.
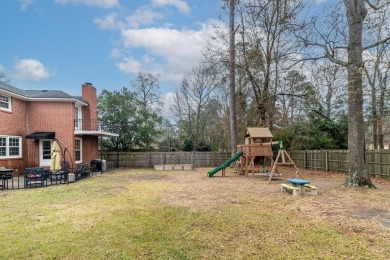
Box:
82 82 97 121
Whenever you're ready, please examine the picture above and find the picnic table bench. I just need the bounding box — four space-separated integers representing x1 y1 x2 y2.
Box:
281 178 317 196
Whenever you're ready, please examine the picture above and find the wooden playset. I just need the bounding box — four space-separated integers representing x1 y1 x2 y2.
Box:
234 127 303 182
208 127 303 183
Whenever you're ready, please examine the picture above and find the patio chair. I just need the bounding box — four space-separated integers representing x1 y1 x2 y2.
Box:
25 168 45 188
75 163 90 179
50 161 69 182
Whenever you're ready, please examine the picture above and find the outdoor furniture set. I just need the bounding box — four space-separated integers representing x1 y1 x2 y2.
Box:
24 161 91 188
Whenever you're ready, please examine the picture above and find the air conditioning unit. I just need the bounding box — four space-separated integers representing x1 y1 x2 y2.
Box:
68 173 75 182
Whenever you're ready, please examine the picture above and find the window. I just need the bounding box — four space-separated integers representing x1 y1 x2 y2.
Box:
0 136 22 158
0 95 11 112
42 141 52 160
74 104 82 130
75 138 82 162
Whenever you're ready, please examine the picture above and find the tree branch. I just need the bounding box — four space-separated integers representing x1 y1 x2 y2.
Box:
297 36 348 66
365 0 387 10
363 35 390 51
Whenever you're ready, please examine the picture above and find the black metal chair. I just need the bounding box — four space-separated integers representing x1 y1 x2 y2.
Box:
75 163 90 179
24 168 45 188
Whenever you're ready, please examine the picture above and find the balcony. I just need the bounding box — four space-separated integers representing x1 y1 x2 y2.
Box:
74 119 118 137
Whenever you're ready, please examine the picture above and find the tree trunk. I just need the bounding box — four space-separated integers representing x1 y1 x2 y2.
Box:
229 0 238 155
343 0 374 187
378 77 386 149
371 87 378 149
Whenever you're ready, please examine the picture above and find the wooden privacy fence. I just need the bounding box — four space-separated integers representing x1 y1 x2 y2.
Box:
101 151 232 168
102 150 390 178
289 150 390 178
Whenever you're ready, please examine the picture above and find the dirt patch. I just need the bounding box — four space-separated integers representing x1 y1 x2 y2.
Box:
157 167 390 232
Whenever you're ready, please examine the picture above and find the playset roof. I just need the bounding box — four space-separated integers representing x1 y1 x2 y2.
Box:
245 128 273 139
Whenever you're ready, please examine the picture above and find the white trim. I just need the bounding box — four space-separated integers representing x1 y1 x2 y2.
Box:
39 140 53 167
75 138 82 163
0 95 12 112
74 130 119 137
0 135 22 159
0 90 88 106
74 104 82 130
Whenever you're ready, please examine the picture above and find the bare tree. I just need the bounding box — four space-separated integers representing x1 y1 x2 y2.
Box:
130 72 161 111
364 3 390 149
298 0 390 187
236 0 304 129
172 62 220 143
313 63 347 119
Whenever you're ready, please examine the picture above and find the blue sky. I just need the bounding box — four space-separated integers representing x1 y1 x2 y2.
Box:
0 0 222 97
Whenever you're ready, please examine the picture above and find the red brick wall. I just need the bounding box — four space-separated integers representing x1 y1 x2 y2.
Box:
81 135 99 165
81 83 99 165
82 83 97 121
1 83 100 172
27 102 75 168
0 97 28 172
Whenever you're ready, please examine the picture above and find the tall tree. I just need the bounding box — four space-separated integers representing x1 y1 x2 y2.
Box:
313 63 347 119
229 0 238 155
171 61 221 148
98 87 163 151
298 0 390 187
363 3 390 149
130 72 161 111
236 0 304 129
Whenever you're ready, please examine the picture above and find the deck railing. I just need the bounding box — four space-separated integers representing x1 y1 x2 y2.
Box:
74 119 117 133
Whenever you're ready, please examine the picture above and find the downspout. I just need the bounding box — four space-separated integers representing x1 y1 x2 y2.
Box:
100 134 103 174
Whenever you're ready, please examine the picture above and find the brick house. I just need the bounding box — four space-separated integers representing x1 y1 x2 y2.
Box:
0 81 117 173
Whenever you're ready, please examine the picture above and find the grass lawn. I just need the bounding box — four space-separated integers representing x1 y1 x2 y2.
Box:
1 167 390 259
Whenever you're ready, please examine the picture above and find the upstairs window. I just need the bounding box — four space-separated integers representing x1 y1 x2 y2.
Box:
0 136 22 158
75 104 82 130
0 95 11 112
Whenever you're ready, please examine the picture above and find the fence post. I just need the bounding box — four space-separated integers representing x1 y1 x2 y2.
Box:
191 151 195 170
303 151 307 169
325 151 329 172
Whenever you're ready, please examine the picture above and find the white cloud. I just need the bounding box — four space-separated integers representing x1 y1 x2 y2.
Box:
161 91 176 121
13 59 50 81
19 0 34 11
95 7 164 30
152 0 190 14
0 64 5 72
125 7 164 29
54 0 119 8
116 54 163 75
118 20 219 81
115 56 141 74
94 13 124 30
